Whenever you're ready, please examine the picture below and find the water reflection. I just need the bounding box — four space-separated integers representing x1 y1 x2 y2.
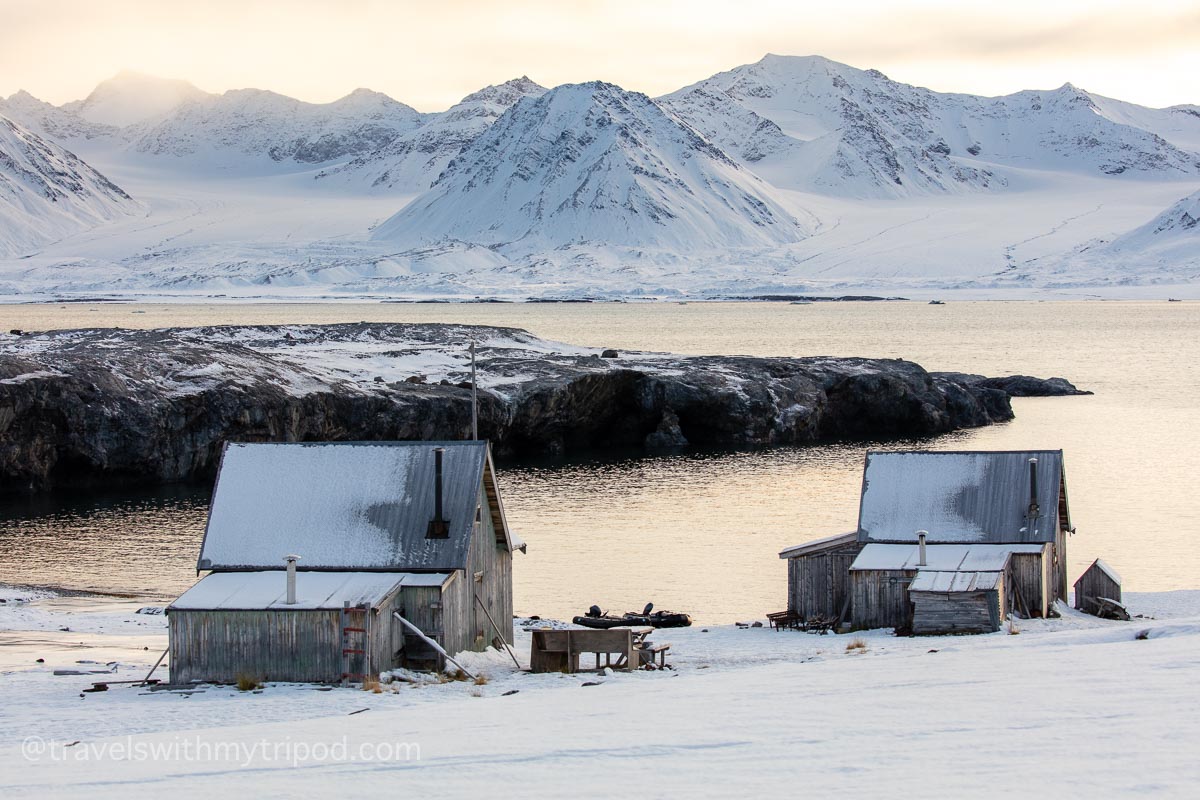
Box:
2 301 1198 622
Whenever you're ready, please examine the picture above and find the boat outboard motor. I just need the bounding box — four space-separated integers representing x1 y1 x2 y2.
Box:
588 605 603 618
643 602 654 616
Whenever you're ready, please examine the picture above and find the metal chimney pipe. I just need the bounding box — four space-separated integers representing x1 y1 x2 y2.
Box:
284 554 300 604
428 447 449 538
1028 457 1040 519
917 531 928 567
434 447 445 520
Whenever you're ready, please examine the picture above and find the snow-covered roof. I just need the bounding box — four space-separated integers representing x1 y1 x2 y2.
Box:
779 532 858 559
168 571 452 611
1090 558 1122 585
198 441 506 572
909 571 1001 593
857 450 1066 544
850 543 1045 572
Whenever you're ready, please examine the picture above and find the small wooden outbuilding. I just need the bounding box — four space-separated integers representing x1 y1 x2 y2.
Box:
1074 559 1122 615
778 532 862 625
909 571 1004 635
168 440 524 684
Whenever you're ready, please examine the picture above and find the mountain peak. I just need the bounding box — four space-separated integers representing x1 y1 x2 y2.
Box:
373 76 805 252
69 71 209 126
456 76 547 109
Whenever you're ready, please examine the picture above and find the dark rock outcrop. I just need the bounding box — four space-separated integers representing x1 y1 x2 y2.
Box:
0 323 1084 492
932 372 1092 397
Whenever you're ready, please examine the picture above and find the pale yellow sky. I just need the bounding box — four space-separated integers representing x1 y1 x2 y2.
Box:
2 0 1197 110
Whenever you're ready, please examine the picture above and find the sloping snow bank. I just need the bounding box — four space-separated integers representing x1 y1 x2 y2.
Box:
1 587 1198 797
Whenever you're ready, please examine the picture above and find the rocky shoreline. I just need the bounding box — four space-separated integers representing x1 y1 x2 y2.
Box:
0 323 1088 492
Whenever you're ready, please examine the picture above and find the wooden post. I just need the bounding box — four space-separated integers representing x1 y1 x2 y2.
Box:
474 593 522 669
139 648 168 686
470 341 478 441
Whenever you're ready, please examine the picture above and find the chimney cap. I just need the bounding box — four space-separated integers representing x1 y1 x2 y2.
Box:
1028 457 1038 464
284 554 301 562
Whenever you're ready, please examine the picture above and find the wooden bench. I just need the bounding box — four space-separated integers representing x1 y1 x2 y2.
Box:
767 610 802 630
639 643 671 669
529 628 638 674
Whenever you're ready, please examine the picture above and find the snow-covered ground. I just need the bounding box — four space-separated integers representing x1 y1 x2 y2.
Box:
2 584 1198 797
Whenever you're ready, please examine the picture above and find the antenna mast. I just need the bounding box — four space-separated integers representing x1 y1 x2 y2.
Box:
470 341 478 440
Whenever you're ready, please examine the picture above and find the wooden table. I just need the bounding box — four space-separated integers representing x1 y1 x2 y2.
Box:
529 628 638 673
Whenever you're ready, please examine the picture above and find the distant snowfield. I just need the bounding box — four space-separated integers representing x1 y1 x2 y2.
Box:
2 586 1198 796
2 160 1195 300
2 57 1198 300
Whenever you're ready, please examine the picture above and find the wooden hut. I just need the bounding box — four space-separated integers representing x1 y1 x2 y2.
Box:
168 441 524 684
778 532 862 625
1074 559 1122 615
780 449 1074 634
909 571 1004 635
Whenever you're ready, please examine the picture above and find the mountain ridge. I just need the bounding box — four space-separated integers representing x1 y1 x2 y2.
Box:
0 56 1197 296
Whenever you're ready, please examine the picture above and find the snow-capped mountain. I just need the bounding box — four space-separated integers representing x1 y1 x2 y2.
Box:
0 115 139 257
319 77 547 191
127 88 426 165
663 55 1199 198
62 71 211 127
1 57 1198 298
373 81 808 252
0 90 118 143
1110 189 1200 251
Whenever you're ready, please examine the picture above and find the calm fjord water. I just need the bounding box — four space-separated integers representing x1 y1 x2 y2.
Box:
1 301 1197 623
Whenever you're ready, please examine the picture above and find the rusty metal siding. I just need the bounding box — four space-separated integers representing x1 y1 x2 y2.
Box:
850 570 916 631
785 539 864 620
169 609 343 684
857 450 1066 545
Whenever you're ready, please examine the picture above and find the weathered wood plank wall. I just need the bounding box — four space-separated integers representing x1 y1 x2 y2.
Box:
911 589 1001 635
1074 565 1121 612
786 541 864 620
1008 548 1050 617
850 570 916 631
169 609 342 684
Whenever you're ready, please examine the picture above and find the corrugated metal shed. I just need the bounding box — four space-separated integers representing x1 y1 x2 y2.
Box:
169 571 451 611
198 441 509 571
910 571 1001 593
850 543 1045 572
856 450 1066 544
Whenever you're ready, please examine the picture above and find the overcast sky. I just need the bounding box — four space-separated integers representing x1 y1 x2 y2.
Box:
2 0 1196 110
